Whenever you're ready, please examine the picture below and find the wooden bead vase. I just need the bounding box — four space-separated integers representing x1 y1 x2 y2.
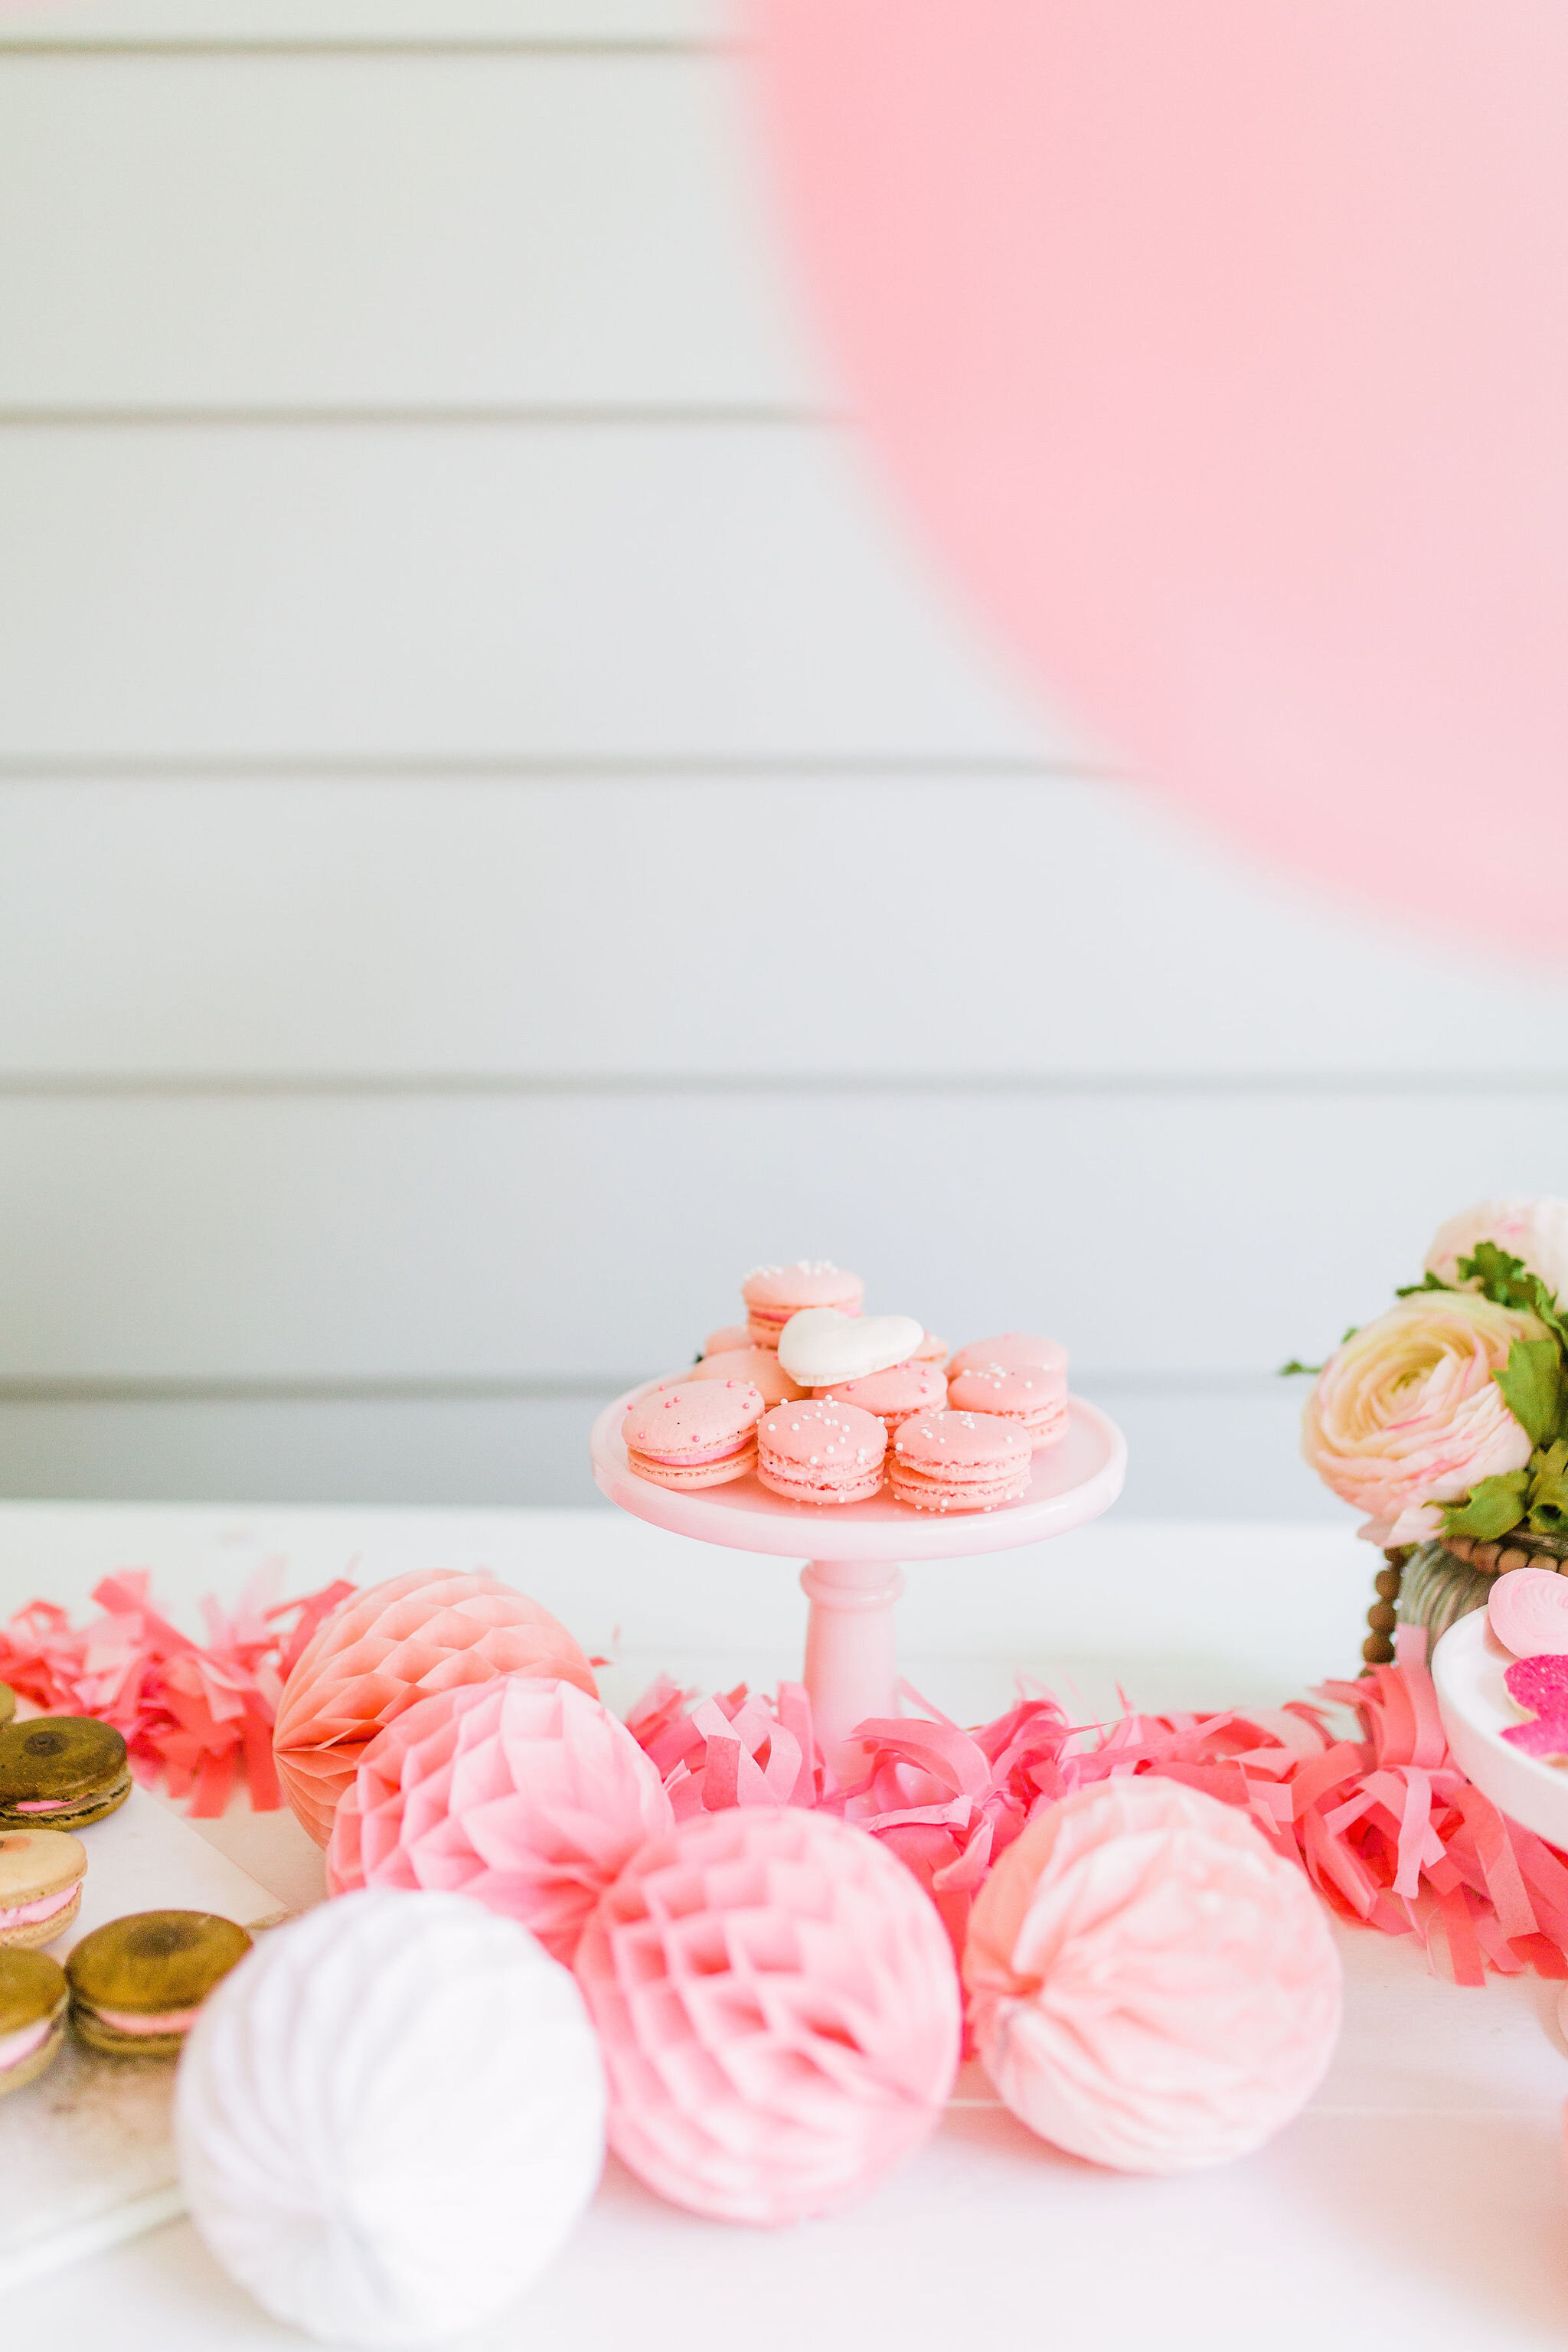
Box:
1364 1529 1568 1666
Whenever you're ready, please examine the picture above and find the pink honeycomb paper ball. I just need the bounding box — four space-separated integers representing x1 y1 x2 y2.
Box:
965 1777 1342 2172
326 1675 674 1965
574 1807 961 2226
273 1570 596 1847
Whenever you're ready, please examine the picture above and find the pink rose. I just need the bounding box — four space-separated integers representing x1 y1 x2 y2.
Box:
963 1779 1341 2172
1425 1196 1568 1302
1301 1292 1542 1545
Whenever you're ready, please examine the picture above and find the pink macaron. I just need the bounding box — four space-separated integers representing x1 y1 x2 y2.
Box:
622 1380 766 1490
756 1399 887 1505
890 1410 1032 1513
946 1361 1067 1449
947 1332 1067 1381
743 1261 864 1344
702 1323 757 1357
910 1331 949 1364
661 1348 805 1408
811 1358 947 1449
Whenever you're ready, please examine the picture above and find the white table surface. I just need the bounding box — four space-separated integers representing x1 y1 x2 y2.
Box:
4 1501 1566 2352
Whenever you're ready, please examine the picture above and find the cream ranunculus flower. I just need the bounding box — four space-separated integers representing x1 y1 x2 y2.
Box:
1301 1292 1544 1545
1425 1197 1568 1302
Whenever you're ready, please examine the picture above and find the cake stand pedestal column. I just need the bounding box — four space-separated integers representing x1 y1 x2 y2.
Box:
800 1557 906 1765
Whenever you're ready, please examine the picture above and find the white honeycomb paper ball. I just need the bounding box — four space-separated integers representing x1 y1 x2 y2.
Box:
175 1889 605 2347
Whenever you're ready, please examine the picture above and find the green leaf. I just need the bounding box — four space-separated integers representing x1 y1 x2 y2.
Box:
1459 1242 1568 1348
1495 1337 1568 1449
1396 1272 1455 1298
1279 1359 1324 1377
1527 1439 1568 1535
1443 1471 1530 1540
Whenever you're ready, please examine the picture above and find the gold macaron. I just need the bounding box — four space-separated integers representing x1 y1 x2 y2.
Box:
0 1716 132 1833
67 1910 253 2058
0 1827 88 1950
0 1681 15 1727
0 1946 69 2096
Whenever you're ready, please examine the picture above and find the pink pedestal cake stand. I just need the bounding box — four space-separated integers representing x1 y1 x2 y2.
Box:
1432 1609 1568 1851
590 1383 1127 1766
1430 1608 1568 2043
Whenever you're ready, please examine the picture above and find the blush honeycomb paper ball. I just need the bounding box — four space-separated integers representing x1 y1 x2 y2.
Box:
574 1806 962 2226
175 1889 606 2349
272 1569 596 1847
326 1676 674 1963
964 1778 1343 2172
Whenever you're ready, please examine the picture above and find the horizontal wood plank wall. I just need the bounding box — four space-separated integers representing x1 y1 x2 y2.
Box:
0 55 805 407
0 2 721 38
0 426 1054 760
2 24 1563 1520
0 778 1562 1080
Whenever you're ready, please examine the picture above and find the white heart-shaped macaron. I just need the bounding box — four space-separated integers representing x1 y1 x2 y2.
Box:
1488 1566 1568 1658
777 1308 925 1387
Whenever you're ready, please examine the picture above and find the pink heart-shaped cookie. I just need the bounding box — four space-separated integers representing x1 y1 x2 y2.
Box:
1488 1568 1568 1659
1503 1652 1568 1762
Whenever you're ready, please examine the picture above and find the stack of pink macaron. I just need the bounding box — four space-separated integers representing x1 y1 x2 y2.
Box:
620 1259 1072 1515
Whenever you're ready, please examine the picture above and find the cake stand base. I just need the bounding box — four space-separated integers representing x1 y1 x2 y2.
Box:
800 1556 907 1764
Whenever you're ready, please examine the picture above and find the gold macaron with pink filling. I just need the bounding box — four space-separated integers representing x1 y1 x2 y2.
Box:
0 1947 69 2097
0 1828 87 1949
0 1716 132 1833
67 1910 253 2058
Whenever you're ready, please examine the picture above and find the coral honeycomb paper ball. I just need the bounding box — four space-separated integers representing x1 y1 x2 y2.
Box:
964 1778 1342 2172
574 1806 961 2226
273 1569 596 1846
176 1889 605 2348
327 1675 674 1964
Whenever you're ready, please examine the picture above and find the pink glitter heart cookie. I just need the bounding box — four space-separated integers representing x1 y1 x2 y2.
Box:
890 1410 1031 1512
756 1400 887 1504
1502 1654 1568 1762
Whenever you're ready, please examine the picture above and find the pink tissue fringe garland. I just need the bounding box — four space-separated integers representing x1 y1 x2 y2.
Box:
7 1570 1564 1988
627 1625 1568 1991
0 1564 355 1817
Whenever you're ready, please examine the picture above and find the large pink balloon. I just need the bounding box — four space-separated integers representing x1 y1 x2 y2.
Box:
750 4 1568 940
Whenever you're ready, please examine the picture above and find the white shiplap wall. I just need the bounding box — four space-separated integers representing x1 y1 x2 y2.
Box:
2 0 1566 1518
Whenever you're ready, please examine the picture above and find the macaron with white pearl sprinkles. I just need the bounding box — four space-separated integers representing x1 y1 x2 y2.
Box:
68 1910 253 2057
890 1410 1032 1512
755 1398 887 1504
0 1828 87 1949
743 1260 864 1343
811 1357 947 1450
622 1380 767 1490
0 1947 69 2096
946 1359 1068 1448
947 1332 1067 1382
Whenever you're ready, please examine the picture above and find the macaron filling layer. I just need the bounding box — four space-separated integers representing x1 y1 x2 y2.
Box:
87 2003 201 2037
0 1883 80 1928
0 2015 55 2069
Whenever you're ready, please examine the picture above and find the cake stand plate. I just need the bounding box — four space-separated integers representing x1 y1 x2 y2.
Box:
590 1386 1126 1762
1431 1606 1568 1850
